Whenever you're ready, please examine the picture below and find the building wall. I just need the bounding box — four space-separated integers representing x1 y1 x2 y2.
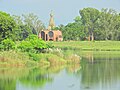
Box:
39 30 63 41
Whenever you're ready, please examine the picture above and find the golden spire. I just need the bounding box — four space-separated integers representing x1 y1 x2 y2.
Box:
48 10 55 30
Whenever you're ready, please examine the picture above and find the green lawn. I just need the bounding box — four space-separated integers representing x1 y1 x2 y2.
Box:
51 41 120 51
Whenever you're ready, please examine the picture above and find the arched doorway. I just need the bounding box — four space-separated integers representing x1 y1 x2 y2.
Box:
41 31 45 40
48 31 54 41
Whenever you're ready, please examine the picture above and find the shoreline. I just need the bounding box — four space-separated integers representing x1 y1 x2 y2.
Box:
0 50 80 68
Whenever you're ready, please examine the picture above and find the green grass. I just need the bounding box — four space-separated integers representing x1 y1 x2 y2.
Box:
0 50 38 67
51 41 120 51
0 50 81 67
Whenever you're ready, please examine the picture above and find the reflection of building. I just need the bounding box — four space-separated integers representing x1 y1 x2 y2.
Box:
39 11 63 41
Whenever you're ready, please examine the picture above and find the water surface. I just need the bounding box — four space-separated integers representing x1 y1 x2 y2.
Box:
0 51 120 90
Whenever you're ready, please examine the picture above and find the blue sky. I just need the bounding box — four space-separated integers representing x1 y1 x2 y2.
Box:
0 0 120 26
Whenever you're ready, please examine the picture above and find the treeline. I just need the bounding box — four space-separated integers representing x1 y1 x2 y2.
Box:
0 7 120 42
55 8 120 41
0 11 45 42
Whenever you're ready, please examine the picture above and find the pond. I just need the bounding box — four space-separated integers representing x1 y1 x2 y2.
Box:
0 51 120 90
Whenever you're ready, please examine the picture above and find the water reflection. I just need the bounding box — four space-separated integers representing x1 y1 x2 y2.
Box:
0 68 29 90
79 51 120 90
0 51 120 90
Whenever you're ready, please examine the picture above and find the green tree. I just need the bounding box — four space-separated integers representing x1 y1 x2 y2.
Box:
80 8 100 41
115 15 120 40
64 22 84 40
12 15 34 41
99 8 117 40
22 13 45 35
0 11 16 42
55 16 85 41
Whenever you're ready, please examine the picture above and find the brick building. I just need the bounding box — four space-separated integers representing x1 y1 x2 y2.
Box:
39 11 63 41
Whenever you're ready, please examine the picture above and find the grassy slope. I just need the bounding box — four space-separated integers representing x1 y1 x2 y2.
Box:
0 50 80 67
0 51 38 67
52 41 120 51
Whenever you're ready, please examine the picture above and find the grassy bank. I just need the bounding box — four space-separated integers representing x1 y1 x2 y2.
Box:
51 41 120 51
0 51 38 67
0 50 80 67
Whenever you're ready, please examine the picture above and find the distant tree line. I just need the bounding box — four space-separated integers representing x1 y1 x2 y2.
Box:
0 7 120 42
55 8 120 41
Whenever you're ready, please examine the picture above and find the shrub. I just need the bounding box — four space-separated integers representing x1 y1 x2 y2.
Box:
1 38 15 50
0 44 4 50
28 53 41 61
18 34 51 53
18 40 33 52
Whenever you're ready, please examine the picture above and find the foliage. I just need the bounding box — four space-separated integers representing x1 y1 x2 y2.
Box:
0 11 16 41
28 53 41 61
12 15 32 41
80 8 100 41
64 22 85 40
55 17 85 41
99 8 118 40
1 38 15 50
18 34 50 53
22 13 45 35
55 8 120 41
12 13 45 41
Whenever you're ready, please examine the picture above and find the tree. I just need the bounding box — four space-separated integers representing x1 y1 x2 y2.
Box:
114 14 120 40
99 8 118 40
63 22 85 41
80 8 100 41
55 16 85 41
0 11 16 42
74 16 81 23
12 15 33 41
22 13 45 35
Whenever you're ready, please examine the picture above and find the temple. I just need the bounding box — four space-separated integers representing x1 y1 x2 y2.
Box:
39 11 63 41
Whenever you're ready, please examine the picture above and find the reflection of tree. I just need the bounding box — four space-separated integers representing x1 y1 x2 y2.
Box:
0 65 67 90
19 68 53 87
80 53 120 88
0 68 29 90
19 65 65 87
0 79 16 90
47 65 65 74
66 64 81 73
20 75 52 87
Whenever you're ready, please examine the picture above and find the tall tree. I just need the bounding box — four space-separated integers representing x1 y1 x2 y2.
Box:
12 15 23 41
99 8 118 40
22 13 45 35
114 14 120 40
80 8 100 41
63 18 85 41
12 15 32 40
0 11 16 42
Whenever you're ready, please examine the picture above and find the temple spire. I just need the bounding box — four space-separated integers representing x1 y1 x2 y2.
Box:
48 10 55 30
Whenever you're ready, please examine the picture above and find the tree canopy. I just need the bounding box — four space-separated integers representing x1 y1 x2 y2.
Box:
0 11 16 41
55 7 120 41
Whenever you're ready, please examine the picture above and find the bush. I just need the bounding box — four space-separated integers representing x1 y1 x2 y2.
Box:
1 38 15 50
18 40 33 52
28 53 41 61
18 34 51 53
0 44 4 50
